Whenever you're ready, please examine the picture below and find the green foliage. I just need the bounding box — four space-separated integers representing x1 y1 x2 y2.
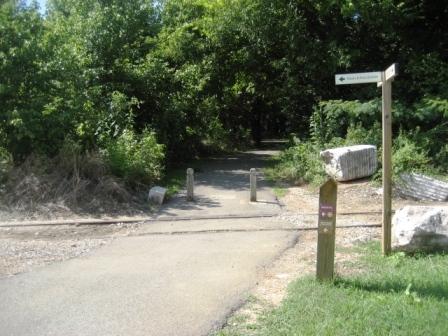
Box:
391 131 431 177
1 0 448 184
345 121 382 148
0 147 11 195
283 99 383 185
422 98 448 118
266 94 447 187
310 100 381 146
95 91 141 142
405 52 448 104
103 129 165 186
0 0 54 157
269 139 327 186
273 187 288 197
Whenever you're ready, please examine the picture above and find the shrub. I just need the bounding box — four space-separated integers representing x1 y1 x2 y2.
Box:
345 121 382 148
310 99 381 146
0 147 12 196
104 129 165 186
406 125 448 174
391 131 431 177
274 139 327 186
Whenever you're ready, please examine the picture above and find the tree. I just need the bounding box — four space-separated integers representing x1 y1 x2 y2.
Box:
42 0 163 149
0 0 54 158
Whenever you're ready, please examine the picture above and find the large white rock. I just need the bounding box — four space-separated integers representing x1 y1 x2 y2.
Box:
392 206 448 252
320 145 378 181
394 172 448 201
148 186 167 205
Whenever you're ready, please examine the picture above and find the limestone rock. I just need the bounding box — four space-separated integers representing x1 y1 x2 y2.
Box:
394 172 448 201
320 145 378 182
392 206 448 252
148 187 167 205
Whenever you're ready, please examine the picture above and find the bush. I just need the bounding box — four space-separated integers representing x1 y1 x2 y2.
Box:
406 125 448 174
310 100 381 145
270 97 448 187
345 121 382 148
273 139 327 186
270 131 383 187
104 129 165 186
0 147 12 196
391 131 431 177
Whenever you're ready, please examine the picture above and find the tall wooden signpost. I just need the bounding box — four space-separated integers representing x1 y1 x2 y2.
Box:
335 63 398 255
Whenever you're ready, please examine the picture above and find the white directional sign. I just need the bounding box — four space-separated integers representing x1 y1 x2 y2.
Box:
385 63 398 81
335 71 382 85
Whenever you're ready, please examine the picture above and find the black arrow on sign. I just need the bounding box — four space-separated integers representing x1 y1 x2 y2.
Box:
339 76 345 82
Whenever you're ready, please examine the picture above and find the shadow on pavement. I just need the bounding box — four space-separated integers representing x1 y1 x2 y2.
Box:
153 150 282 219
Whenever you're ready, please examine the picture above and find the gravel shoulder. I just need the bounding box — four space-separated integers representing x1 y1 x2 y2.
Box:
0 222 140 279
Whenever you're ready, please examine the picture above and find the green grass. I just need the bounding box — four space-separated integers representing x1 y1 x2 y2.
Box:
162 159 206 197
273 187 288 197
263 155 283 180
216 241 448 336
162 166 187 197
262 155 289 197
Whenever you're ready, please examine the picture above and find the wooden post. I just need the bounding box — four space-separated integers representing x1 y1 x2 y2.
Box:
187 168 194 202
316 178 338 281
250 168 257 202
335 63 398 255
382 73 393 255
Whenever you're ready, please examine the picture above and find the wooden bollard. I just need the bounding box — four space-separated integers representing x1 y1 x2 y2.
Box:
250 168 257 202
316 178 337 281
187 168 194 201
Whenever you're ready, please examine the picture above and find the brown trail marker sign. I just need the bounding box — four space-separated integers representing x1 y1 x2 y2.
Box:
316 178 337 281
335 63 398 255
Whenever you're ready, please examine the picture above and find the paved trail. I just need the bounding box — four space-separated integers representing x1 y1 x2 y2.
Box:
0 150 300 336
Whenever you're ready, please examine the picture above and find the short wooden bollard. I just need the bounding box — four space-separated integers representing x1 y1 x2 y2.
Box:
187 168 194 201
316 178 338 281
250 168 257 202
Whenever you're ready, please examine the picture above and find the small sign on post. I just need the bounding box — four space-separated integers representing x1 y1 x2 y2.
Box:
316 178 337 281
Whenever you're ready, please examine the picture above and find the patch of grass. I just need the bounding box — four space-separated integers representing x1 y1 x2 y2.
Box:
263 156 295 196
263 155 283 181
162 166 187 197
162 159 206 197
217 241 448 336
273 187 288 197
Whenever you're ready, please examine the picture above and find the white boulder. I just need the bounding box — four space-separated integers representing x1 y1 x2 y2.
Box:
320 145 378 182
148 186 167 205
394 172 448 201
392 206 448 252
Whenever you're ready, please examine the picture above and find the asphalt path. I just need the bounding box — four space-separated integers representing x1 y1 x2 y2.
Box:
0 149 301 336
